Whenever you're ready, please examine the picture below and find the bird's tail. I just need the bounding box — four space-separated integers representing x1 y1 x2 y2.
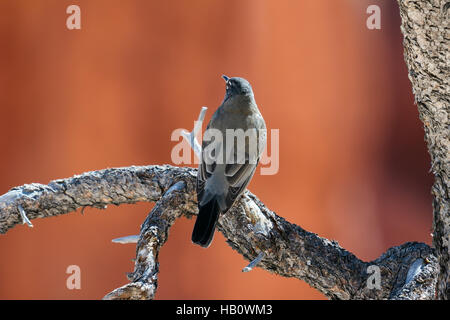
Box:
192 197 220 248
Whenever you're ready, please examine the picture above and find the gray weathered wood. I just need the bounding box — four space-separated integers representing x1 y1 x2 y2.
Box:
397 0 449 299
0 165 438 299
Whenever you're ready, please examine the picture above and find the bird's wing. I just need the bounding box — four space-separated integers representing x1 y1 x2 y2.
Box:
223 160 259 209
196 123 217 204
221 125 261 208
197 112 266 211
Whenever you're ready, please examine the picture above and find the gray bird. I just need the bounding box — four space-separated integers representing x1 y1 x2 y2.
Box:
192 75 266 247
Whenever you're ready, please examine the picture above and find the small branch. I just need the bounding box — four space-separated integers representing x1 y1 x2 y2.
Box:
242 251 265 272
18 204 33 228
181 106 207 158
111 235 139 244
104 181 188 300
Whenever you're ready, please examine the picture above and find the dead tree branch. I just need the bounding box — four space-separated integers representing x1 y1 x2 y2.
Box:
0 165 438 299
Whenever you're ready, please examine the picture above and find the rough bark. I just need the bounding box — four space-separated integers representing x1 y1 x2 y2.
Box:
0 0 447 300
0 165 438 299
397 0 449 299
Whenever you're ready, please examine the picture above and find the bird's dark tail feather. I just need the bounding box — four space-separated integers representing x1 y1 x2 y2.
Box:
192 198 220 248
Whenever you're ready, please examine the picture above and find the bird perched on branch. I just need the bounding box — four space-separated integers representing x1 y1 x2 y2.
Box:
192 75 266 248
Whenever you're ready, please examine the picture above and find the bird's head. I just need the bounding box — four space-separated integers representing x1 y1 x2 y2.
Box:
222 75 253 101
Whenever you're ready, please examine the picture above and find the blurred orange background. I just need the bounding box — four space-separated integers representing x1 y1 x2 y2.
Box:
0 0 433 299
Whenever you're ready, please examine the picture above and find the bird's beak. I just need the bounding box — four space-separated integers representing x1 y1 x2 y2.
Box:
222 75 230 82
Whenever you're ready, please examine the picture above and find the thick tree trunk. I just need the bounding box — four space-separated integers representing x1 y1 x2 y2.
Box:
397 0 450 299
